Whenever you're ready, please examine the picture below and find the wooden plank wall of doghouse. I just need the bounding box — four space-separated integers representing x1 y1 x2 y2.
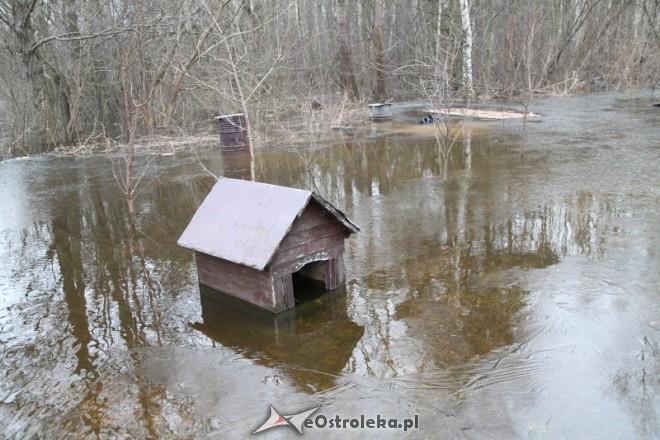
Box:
272 274 295 312
269 200 348 308
196 253 274 310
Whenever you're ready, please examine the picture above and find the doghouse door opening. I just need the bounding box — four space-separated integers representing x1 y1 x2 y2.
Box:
292 260 328 303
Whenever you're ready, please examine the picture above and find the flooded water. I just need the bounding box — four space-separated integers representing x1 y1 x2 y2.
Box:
1 93 659 438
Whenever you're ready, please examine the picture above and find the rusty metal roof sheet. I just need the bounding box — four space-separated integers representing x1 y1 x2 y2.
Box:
177 178 359 270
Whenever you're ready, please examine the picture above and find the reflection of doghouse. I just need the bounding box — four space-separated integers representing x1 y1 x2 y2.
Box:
178 178 359 313
193 286 364 391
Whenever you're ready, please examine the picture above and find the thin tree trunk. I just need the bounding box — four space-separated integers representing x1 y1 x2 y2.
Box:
118 44 137 214
63 0 80 144
458 0 474 98
372 0 387 101
336 0 359 99
436 0 444 59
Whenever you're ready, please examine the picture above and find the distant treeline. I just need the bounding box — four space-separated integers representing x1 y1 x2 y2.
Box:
1 0 658 152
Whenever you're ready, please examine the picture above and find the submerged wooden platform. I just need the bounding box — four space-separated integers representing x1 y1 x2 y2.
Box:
429 108 541 121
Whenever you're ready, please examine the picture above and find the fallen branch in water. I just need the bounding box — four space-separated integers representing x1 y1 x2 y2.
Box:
50 134 218 156
429 108 541 120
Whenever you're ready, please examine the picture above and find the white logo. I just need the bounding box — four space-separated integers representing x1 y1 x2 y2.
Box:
252 405 320 435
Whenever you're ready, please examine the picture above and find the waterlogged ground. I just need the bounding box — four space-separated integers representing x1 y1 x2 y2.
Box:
0 93 659 438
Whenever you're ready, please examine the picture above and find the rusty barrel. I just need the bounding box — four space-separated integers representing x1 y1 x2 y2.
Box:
216 113 248 151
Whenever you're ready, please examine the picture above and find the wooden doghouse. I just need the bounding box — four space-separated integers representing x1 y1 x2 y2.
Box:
178 178 359 313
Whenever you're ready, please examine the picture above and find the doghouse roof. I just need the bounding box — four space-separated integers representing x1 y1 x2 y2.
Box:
177 178 359 270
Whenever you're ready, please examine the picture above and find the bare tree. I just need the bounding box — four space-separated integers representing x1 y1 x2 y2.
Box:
336 0 359 99
1 0 659 157
372 0 387 101
458 0 474 98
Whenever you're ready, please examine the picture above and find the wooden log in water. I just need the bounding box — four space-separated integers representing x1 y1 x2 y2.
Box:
429 108 541 120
